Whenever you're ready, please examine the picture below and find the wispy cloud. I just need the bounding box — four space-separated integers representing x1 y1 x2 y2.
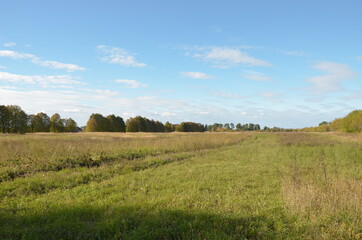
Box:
0 71 81 87
356 56 362 61
180 71 214 79
4 42 16 47
0 50 85 72
0 65 6 69
196 47 271 68
307 61 356 94
182 46 271 68
32 59 85 72
115 79 147 88
243 71 271 81
0 50 34 59
97 45 146 67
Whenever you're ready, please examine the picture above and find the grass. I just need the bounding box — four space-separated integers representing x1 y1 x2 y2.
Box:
0 132 361 239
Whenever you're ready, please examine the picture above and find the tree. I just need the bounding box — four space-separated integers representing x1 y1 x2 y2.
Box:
235 123 242 131
210 123 223 132
319 121 329 126
175 122 205 132
342 110 362 133
126 116 148 132
106 114 117 132
50 113 64 132
108 115 126 132
32 112 50 132
86 113 107 132
0 105 10 133
65 118 78 132
164 121 175 132
7 105 28 133
126 116 164 132
230 123 235 130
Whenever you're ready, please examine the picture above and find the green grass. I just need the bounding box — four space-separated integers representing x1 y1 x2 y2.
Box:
0 132 361 239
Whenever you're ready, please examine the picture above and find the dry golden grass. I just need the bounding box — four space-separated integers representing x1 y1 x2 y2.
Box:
282 177 362 239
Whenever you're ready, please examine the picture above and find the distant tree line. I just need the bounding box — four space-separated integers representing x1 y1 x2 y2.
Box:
302 110 362 133
0 105 79 134
207 123 261 131
5 104 359 134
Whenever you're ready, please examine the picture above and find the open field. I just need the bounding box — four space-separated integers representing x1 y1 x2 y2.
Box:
0 132 361 239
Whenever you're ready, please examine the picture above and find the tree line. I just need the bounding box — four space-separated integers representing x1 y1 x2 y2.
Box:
302 110 362 133
0 105 79 134
2 104 316 134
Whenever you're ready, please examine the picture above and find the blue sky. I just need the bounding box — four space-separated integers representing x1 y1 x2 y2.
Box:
0 0 361 128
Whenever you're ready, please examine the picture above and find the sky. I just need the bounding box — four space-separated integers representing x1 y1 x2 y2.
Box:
0 0 361 128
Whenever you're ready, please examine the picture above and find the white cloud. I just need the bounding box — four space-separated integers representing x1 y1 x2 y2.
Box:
307 61 356 94
32 59 85 72
97 45 146 67
0 71 81 86
160 112 176 117
0 65 6 69
115 79 147 88
0 50 85 72
180 71 214 79
192 46 271 68
4 42 16 47
356 56 362 61
243 71 271 81
0 50 35 59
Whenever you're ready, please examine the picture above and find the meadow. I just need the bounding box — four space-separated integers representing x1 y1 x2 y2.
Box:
0 132 361 239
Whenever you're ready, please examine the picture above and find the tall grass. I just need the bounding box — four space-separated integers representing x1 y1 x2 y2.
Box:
0 132 249 182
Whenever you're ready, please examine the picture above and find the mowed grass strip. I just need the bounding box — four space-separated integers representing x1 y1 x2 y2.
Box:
0 132 361 239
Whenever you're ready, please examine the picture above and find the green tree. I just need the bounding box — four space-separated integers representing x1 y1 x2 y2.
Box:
50 113 64 132
7 105 28 133
86 113 107 132
319 121 329 126
235 123 242 131
32 112 51 132
65 118 78 132
164 121 175 132
0 105 10 133
343 110 362 132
